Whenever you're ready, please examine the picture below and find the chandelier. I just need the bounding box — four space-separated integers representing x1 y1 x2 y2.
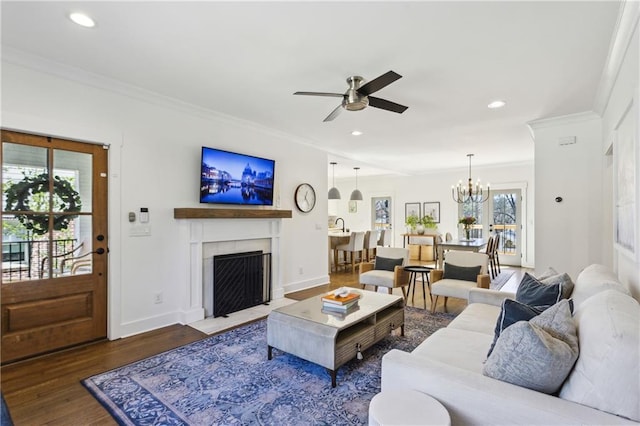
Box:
452 154 490 203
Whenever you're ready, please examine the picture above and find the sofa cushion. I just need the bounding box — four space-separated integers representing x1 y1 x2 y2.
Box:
443 262 481 282
516 273 562 308
487 299 544 357
559 290 640 422
572 264 631 308
374 256 403 272
483 300 578 394
447 302 501 336
412 327 493 374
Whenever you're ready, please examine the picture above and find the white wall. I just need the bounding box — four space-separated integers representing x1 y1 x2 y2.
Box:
529 2 640 296
327 162 535 268
529 113 603 278
1 58 330 338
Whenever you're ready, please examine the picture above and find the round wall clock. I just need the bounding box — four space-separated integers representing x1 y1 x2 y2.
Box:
294 183 316 213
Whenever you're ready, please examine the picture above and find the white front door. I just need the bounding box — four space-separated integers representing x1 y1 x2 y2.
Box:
489 189 521 266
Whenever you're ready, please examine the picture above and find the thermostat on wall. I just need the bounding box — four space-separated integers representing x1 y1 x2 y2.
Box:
140 207 149 223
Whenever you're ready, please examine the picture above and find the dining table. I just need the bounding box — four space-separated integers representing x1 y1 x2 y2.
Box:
436 238 487 269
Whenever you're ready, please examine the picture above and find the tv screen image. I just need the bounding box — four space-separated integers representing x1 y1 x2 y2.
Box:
200 147 275 206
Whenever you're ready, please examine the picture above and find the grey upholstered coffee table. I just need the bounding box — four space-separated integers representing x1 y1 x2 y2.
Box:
267 290 404 387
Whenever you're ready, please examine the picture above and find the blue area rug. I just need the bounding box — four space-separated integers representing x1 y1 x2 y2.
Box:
82 307 455 425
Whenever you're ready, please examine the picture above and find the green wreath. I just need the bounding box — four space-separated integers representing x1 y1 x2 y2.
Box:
4 173 82 235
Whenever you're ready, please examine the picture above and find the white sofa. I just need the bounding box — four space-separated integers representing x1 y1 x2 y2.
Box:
381 264 640 425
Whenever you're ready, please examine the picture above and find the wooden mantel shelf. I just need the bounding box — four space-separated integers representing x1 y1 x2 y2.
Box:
174 207 292 219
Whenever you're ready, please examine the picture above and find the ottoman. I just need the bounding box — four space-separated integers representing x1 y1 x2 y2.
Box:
368 390 450 426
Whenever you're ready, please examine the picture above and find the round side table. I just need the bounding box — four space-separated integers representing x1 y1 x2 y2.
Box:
403 265 432 309
368 390 450 426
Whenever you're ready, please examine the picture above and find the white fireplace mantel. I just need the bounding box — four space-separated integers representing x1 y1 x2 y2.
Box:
175 212 288 324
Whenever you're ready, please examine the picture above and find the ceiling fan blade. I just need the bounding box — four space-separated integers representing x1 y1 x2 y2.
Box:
368 96 408 114
323 104 343 122
357 71 402 96
294 91 345 98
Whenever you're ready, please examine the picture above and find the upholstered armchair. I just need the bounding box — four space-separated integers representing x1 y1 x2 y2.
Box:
430 251 490 312
359 246 411 299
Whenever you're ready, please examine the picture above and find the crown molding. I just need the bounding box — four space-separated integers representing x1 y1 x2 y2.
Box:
527 111 601 131
1 47 320 150
593 0 640 114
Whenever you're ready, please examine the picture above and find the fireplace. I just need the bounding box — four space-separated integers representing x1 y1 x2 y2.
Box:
212 251 271 317
174 213 287 324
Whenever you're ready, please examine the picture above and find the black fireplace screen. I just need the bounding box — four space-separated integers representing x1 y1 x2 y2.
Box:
213 251 271 317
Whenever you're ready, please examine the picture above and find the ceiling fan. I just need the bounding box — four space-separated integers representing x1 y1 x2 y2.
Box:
294 70 408 122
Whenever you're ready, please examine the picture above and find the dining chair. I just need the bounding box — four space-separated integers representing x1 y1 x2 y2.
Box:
434 234 444 266
484 236 496 279
493 233 501 275
335 231 365 273
363 230 379 261
377 229 391 247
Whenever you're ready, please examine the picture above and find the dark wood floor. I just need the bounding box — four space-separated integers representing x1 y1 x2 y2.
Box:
1 264 527 424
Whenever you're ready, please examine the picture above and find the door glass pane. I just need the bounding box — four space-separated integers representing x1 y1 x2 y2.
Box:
53 149 91 213
372 197 391 231
492 193 517 255
2 144 92 281
2 143 50 282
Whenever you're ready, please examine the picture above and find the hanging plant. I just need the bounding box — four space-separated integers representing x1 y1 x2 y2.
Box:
4 173 82 235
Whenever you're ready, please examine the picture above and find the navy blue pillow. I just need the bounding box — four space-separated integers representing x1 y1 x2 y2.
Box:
516 273 562 308
442 263 481 282
374 256 403 271
487 299 544 357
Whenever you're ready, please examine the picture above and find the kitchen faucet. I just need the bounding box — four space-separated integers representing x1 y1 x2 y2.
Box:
335 217 345 232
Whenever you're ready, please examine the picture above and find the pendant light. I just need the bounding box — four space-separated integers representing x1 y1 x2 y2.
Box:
452 154 490 203
328 162 341 200
350 167 363 201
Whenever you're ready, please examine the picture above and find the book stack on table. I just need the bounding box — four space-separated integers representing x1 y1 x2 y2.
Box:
321 290 360 316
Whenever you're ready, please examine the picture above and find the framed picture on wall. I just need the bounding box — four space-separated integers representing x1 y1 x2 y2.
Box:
348 200 357 213
405 202 421 221
423 202 440 223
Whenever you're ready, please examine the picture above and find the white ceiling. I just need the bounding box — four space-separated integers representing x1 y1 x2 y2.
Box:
1 1 621 178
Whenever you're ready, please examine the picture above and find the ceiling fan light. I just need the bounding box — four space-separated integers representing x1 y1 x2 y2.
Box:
350 189 363 201
328 187 341 200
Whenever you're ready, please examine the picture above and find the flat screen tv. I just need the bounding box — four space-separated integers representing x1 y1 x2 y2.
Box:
200 146 275 206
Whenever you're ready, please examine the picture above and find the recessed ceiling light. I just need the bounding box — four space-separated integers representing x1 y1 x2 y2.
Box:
487 100 506 109
351 130 363 136
69 12 95 28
